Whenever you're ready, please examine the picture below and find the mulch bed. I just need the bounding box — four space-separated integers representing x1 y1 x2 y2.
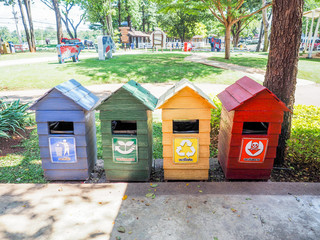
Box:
0 128 31 157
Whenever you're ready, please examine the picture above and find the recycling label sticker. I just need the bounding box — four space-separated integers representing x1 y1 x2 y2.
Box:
239 138 268 163
112 137 138 163
173 138 198 163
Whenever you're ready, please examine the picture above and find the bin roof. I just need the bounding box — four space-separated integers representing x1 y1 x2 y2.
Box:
217 76 290 112
98 80 158 110
30 79 99 111
156 78 216 109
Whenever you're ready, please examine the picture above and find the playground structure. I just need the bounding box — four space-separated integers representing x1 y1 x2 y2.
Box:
302 8 320 58
208 37 222 52
56 38 85 64
97 36 116 60
150 28 166 51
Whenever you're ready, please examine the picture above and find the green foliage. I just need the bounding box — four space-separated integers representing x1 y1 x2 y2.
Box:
95 112 103 159
0 127 46 183
210 97 222 158
0 98 30 138
286 105 320 168
152 122 163 159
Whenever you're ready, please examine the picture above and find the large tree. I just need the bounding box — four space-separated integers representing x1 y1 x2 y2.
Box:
198 0 272 59
263 0 304 165
52 0 63 43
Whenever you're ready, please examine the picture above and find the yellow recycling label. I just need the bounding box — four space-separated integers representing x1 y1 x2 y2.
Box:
174 138 198 163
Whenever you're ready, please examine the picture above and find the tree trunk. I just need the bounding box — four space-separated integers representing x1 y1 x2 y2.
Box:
262 0 269 51
263 0 304 165
224 25 232 59
256 19 264 52
118 0 121 27
52 0 63 44
24 0 36 52
17 0 32 52
61 18 74 39
142 5 145 32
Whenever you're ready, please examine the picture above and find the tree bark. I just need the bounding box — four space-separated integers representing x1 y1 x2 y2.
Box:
118 0 121 27
263 0 304 165
262 0 269 51
24 0 36 52
17 0 32 52
52 0 63 44
256 19 264 52
224 24 231 59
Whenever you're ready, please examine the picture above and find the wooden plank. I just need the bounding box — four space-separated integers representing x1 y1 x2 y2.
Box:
163 145 210 158
237 98 286 111
74 122 86 135
100 110 148 120
164 169 208 180
104 158 151 171
36 110 85 122
137 121 148 134
103 146 149 160
229 134 279 147
227 157 274 169
44 169 89 180
199 120 211 133
40 146 87 159
234 110 284 122
224 168 272 180
33 96 82 111
163 157 210 169
38 135 87 147
102 134 149 147
162 109 211 120
100 120 112 134
42 157 88 169
162 133 210 145
268 123 282 135
36 122 49 135
162 120 173 133
105 169 149 182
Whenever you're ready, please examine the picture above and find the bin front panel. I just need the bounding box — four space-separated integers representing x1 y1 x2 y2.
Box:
112 137 138 163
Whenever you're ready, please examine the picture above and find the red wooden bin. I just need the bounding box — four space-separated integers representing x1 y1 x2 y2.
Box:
217 76 290 179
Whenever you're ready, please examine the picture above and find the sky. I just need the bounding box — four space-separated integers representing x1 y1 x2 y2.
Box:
0 1 89 32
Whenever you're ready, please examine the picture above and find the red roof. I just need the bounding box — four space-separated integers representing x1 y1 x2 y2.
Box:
217 76 290 112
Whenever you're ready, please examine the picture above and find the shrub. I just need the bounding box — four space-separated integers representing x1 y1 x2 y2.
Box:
286 105 320 169
210 97 222 157
0 98 30 138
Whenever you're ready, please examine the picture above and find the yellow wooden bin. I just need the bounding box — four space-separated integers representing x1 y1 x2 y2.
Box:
156 79 216 180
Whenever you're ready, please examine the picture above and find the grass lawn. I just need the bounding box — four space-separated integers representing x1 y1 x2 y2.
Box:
0 53 245 91
208 53 320 83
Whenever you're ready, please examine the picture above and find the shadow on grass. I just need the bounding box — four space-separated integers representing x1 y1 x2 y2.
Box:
209 55 268 69
299 57 320 63
63 53 225 84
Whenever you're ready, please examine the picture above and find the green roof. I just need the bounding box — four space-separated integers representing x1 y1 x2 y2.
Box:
97 80 158 110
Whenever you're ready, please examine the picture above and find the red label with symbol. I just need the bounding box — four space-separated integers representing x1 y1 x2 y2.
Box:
239 138 268 163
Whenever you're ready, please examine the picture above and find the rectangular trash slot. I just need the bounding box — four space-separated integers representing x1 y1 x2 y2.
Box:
48 121 74 134
242 122 269 135
111 120 137 135
173 120 199 134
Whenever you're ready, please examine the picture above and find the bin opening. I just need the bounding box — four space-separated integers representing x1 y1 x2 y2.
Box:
48 121 74 134
112 120 137 135
173 120 199 133
242 122 269 135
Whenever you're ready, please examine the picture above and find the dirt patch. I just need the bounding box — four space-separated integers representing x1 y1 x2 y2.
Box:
0 128 32 156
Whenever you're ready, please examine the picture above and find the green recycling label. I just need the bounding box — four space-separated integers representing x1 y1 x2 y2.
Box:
112 137 138 163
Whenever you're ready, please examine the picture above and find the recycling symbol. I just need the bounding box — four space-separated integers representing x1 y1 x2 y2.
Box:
176 140 196 157
115 140 135 155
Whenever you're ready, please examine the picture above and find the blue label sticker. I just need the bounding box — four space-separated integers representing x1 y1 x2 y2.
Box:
49 137 77 163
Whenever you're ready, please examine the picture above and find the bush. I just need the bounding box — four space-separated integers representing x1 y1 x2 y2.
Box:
210 97 222 157
0 98 30 138
286 105 320 169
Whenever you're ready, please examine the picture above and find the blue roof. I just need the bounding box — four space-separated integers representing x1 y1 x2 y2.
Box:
30 79 99 111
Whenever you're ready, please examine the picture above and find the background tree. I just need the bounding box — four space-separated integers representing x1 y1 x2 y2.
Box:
52 0 63 43
263 0 304 165
197 0 272 59
81 0 114 36
23 0 36 51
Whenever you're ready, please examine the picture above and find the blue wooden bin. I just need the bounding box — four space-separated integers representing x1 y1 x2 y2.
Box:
30 79 99 180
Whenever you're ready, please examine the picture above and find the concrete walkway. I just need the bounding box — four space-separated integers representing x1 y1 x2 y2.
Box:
0 182 319 240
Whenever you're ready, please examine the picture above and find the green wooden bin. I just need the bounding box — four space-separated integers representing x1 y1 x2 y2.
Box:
96 80 158 181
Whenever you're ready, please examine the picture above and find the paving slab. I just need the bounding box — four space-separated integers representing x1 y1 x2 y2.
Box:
0 182 319 240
